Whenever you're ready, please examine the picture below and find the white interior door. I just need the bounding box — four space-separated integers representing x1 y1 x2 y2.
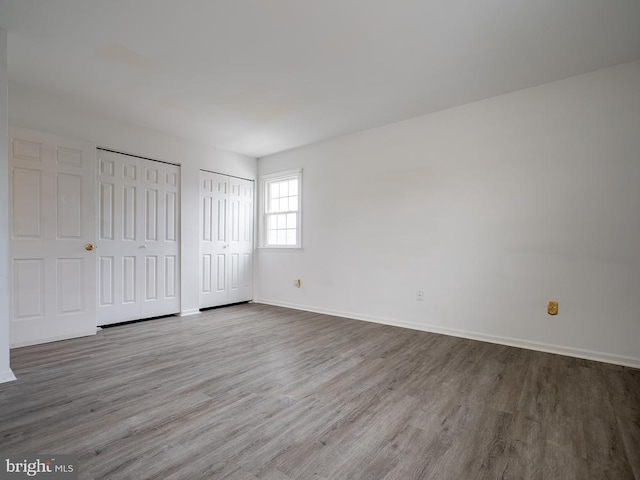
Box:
9 127 97 347
200 171 253 308
228 176 254 303
97 150 180 326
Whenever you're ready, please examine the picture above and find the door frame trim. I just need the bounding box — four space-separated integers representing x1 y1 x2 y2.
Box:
200 168 254 183
97 146 180 167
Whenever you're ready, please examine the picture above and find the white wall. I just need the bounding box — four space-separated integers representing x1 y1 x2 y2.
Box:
9 82 257 318
0 28 16 382
256 61 640 368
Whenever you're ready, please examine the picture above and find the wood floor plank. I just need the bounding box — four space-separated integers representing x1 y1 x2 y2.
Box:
616 405 640 480
1 303 638 479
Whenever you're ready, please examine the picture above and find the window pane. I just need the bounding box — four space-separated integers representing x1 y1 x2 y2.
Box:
279 181 289 197
268 215 277 229
270 182 280 199
267 197 277 213
289 179 298 196
287 213 296 229
277 214 286 229
286 229 296 245
277 230 286 245
289 196 298 211
268 231 277 245
280 198 290 212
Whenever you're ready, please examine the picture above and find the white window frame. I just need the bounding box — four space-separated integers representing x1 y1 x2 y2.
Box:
260 169 302 249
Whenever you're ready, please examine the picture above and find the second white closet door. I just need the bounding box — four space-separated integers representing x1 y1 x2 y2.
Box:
200 171 253 308
97 150 180 326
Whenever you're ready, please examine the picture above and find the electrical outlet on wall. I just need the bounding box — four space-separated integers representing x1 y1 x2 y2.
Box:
416 290 424 301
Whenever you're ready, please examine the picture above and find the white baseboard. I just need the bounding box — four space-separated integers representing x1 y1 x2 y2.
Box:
254 298 640 369
0 369 17 384
10 330 97 349
178 308 201 317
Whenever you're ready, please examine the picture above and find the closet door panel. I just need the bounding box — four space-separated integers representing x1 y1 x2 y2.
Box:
97 151 180 325
200 171 253 308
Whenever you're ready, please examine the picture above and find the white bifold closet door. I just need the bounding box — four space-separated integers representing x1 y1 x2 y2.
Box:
97 149 180 326
9 127 97 347
200 171 253 308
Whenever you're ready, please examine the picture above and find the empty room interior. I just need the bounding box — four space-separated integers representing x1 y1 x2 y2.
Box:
1 1 640 479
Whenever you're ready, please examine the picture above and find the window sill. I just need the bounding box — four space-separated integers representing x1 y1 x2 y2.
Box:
257 246 304 252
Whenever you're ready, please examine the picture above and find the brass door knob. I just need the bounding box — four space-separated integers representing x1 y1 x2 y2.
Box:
84 243 96 251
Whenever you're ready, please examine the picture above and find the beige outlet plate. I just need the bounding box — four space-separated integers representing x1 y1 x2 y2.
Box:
548 301 559 315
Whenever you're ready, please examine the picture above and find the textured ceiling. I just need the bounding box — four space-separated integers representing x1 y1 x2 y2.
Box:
1 0 639 157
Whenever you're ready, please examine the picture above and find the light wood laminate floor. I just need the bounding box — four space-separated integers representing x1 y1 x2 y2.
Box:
1 303 639 479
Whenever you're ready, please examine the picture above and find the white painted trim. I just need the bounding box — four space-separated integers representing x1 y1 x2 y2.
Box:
0 370 17 384
260 168 302 180
178 308 201 317
10 330 96 349
254 298 640 369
